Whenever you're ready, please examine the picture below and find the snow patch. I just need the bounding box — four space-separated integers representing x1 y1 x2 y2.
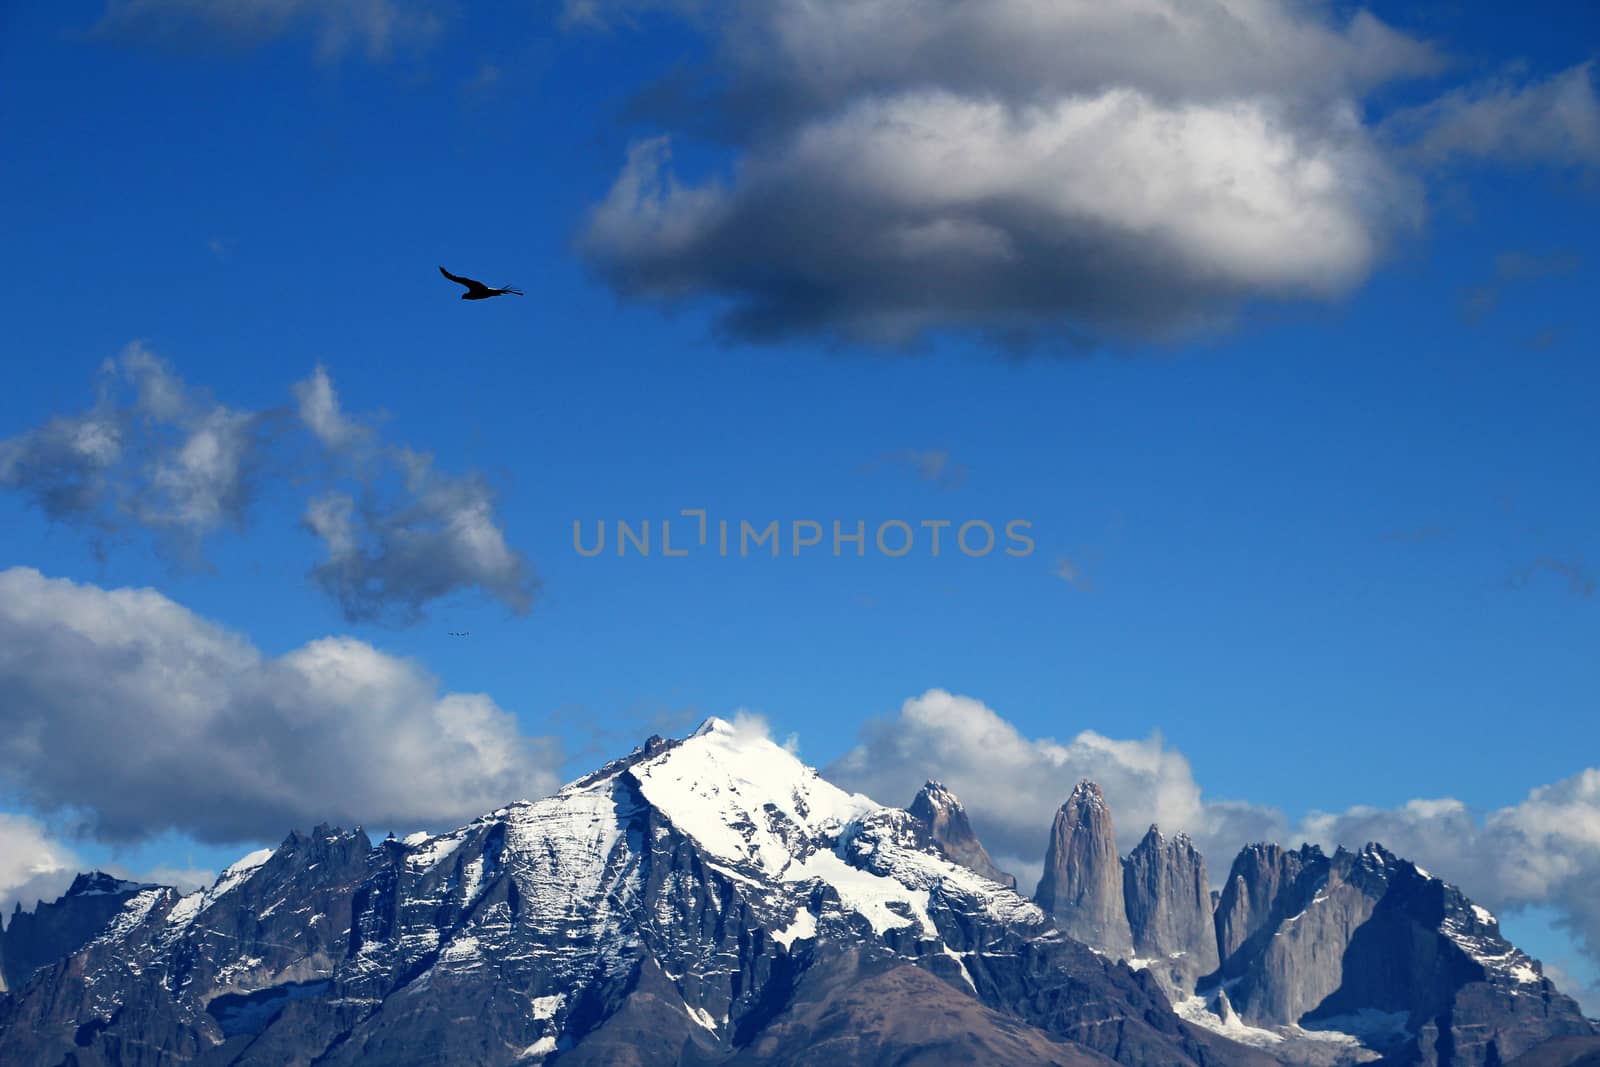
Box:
165 890 205 928
212 848 274 897
405 833 464 870
520 1035 558 1059
1176 995 1284 1046
1299 1008 1412 1044
772 909 816 948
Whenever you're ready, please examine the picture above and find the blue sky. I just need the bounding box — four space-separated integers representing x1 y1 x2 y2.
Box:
2 0 1598 1002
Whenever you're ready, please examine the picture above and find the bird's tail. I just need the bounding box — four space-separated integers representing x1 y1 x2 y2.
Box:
501 285 525 296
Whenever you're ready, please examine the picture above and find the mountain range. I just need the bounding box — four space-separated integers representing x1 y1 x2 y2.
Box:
0 718 1595 1066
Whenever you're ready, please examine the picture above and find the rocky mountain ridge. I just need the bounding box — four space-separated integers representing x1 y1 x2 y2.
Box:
0 872 155 995
0 727 1590 1067
0 720 1269 1066
1021 780 1591 1067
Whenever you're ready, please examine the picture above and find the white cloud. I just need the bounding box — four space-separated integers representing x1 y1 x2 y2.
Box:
577 0 1435 346
0 816 80 926
0 568 562 844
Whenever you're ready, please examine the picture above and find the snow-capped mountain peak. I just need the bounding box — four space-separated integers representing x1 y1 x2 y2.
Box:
631 715 879 880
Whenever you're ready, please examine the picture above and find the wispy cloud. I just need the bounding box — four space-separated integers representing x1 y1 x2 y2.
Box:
1509 556 1596 598
1379 524 1454 545
304 452 536 625
1458 249 1583 326
1052 556 1091 590
1 349 534 624
94 0 442 61
1390 62 1600 171
862 448 968 490
0 344 276 557
290 364 537 624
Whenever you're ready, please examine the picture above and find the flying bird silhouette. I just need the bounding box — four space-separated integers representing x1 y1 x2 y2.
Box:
439 266 522 300
448 631 470 637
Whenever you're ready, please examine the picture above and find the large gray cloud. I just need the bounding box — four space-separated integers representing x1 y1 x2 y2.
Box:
827 688 1600 996
2 354 535 624
0 567 562 844
574 0 1445 347
572 3 1600 348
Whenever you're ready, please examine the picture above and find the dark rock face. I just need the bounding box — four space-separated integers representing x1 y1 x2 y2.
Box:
1214 842 1325 970
0 872 152 992
0 722 1258 1067
1034 781 1132 956
906 780 1017 890
1209 842 1593 1066
1123 825 1219 993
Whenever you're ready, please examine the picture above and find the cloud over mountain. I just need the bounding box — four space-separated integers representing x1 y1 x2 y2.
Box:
0 568 562 844
0 816 80 925
828 688 1600 988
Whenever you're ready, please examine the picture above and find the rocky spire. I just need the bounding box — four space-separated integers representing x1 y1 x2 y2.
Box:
1122 824 1219 983
1213 842 1326 971
1033 780 1131 955
907 781 1017 889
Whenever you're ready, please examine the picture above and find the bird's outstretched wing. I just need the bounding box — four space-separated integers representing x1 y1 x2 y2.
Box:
439 266 489 293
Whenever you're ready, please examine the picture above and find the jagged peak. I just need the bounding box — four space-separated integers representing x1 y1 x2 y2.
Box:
912 779 961 811
567 732 681 789
1061 780 1108 815
65 871 150 898
1359 841 1398 865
